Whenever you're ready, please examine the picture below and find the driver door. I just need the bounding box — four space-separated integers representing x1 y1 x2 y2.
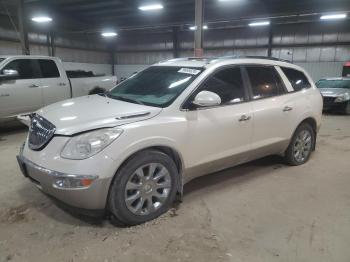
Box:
0 59 43 119
183 66 253 181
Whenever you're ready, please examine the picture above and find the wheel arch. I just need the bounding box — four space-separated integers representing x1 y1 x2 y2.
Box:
106 145 185 210
292 117 318 151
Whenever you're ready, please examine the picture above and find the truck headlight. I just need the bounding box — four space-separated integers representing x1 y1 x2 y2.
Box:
334 93 350 103
61 128 123 160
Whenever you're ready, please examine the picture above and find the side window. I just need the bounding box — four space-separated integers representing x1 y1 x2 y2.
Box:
2 59 40 79
246 66 284 100
39 59 60 78
281 67 311 91
198 67 246 105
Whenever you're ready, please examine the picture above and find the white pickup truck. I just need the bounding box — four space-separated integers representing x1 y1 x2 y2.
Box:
0 55 117 124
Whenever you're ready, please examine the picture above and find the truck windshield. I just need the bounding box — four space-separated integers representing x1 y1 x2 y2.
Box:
108 66 203 107
316 79 350 89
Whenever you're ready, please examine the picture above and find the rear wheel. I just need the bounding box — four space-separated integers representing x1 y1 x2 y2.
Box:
108 150 178 226
285 123 315 166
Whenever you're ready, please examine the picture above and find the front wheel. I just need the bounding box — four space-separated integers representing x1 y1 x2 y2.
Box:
108 150 179 226
285 123 315 166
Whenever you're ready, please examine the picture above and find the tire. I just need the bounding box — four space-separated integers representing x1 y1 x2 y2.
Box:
108 150 179 226
285 123 315 166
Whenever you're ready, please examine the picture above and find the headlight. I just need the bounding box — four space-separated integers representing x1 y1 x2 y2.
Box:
334 93 350 103
61 128 123 160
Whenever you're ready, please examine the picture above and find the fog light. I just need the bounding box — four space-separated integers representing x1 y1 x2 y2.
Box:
53 175 98 189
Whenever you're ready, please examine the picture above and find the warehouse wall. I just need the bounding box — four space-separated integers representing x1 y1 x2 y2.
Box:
114 22 350 81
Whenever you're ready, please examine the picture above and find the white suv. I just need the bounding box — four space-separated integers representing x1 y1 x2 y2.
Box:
17 57 323 225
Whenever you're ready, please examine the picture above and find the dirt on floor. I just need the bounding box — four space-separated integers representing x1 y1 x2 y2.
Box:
0 114 350 262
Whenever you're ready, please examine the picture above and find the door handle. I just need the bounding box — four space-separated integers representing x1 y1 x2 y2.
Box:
239 115 251 122
58 82 67 86
28 84 39 88
283 106 293 112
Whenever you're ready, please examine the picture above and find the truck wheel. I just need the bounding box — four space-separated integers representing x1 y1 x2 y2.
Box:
285 123 315 166
108 150 178 226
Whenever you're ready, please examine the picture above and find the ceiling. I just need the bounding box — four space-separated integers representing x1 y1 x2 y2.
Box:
1 0 350 34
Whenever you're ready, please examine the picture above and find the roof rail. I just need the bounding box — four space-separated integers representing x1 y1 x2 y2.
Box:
217 55 292 63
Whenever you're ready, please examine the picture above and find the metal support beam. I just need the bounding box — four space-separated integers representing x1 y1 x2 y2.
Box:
18 0 30 55
111 51 115 76
194 0 204 57
50 31 56 56
267 26 273 57
172 26 180 58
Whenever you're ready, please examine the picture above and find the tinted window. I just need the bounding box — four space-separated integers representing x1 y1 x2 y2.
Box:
199 67 246 105
2 59 39 79
246 66 285 100
108 66 203 107
281 67 311 91
39 59 60 78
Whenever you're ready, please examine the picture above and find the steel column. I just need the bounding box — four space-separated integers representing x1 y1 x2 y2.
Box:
268 25 273 57
18 0 30 55
194 0 204 57
172 26 180 58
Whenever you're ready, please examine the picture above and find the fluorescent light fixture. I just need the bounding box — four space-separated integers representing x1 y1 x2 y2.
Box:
31 16 52 23
138 3 164 11
101 32 118 37
189 25 208 30
320 13 347 20
249 21 270 27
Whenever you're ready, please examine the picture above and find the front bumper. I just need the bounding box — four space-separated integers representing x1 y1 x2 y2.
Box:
322 97 348 112
17 148 111 211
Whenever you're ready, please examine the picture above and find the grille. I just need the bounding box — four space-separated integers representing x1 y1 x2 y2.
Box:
323 96 335 105
28 114 56 151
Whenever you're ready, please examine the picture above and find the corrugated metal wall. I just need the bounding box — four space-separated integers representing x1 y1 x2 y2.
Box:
115 23 350 80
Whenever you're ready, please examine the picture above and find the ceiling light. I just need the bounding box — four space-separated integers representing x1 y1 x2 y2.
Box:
101 32 118 37
249 21 270 27
138 3 164 11
189 25 208 30
31 16 52 23
320 13 347 20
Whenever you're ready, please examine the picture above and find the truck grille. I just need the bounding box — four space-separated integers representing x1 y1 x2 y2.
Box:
28 114 56 151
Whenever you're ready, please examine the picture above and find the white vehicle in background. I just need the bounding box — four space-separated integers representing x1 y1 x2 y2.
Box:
0 56 117 124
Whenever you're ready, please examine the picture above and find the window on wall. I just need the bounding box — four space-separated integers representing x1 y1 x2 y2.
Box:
281 67 311 91
246 66 286 100
198 67 246 105
38 60 60 78
2 59 40 79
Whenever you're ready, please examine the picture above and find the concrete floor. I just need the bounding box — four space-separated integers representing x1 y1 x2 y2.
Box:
0 115 349 262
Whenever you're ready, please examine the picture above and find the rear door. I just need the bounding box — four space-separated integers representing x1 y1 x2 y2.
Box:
183 66 253 181
38 59 70 106
243 65 296 158
0 59 43 118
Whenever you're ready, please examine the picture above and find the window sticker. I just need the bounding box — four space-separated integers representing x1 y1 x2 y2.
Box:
178 68 201 75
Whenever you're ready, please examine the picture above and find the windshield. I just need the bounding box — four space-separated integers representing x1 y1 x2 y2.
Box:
316 79 350 89
108 66 203 107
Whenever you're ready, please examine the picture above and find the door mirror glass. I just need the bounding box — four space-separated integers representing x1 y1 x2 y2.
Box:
192 91 221 107
0 69 19 80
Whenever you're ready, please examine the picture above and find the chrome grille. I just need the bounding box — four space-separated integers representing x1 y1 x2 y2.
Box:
28 114 56 150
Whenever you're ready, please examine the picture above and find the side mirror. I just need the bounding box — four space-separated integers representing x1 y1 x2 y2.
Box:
192 91 221 107
0 69 19 80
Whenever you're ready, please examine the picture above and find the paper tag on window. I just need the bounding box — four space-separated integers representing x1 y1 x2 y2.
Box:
178 68 201 75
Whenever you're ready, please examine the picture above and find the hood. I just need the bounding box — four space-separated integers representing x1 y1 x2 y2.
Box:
319 88 350 97
36 95 162 135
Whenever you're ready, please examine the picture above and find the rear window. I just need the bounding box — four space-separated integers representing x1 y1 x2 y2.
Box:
281 67 311 91
39 59 60 78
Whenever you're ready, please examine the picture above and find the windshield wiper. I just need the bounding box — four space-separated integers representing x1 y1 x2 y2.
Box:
107 93 144 105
